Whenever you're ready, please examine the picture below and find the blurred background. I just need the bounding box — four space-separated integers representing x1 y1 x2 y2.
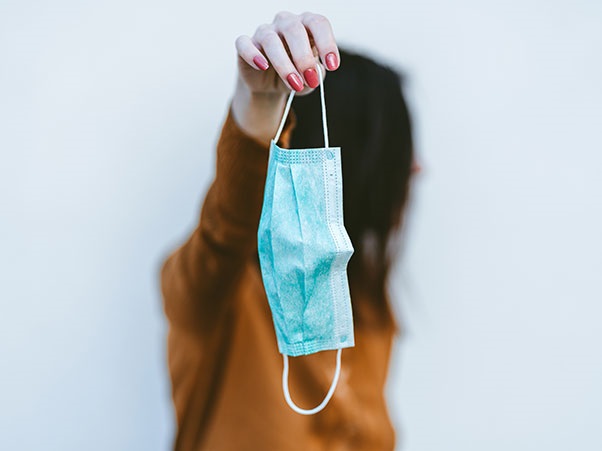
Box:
1 0 601 450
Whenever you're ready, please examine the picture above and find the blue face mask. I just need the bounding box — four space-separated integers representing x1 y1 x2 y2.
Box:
257 64 355 415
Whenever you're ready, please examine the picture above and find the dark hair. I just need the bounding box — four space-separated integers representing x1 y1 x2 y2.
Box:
290 48 414 327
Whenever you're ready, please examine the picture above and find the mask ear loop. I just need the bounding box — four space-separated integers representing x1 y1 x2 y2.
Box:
282 348 342 415
316 63 329 148
273 63 329 148
275 63 339 415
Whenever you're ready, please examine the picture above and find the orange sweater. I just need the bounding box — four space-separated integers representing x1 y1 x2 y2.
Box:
160 105 396 450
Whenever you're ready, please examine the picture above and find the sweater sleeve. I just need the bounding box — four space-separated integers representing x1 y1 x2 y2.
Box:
160 103 296 333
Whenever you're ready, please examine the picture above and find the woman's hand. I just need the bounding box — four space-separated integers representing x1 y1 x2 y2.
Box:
235 11 340 95
231 12 340 145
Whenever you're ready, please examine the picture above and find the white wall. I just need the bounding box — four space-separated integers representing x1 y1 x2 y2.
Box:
1 1 600 450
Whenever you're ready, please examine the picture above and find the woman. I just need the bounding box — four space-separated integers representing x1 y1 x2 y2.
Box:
160 11 415 451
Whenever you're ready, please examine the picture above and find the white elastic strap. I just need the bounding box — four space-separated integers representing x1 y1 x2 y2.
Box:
316 64 329 148
273 63 329 148
282 348 342 415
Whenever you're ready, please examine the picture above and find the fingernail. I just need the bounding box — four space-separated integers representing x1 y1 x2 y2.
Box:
325 52 339 70
253 55 269 71
287 73 304 91
303 68 319 88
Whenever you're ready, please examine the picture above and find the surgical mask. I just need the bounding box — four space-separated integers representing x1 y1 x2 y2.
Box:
257 64 355 415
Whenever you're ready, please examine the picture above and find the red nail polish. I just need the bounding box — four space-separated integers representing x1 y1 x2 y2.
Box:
303 68 319 88
253 55 269 71
325 52 338 70
287 73 304 91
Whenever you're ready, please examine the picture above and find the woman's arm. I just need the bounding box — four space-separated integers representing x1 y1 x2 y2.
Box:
160 11 340 333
